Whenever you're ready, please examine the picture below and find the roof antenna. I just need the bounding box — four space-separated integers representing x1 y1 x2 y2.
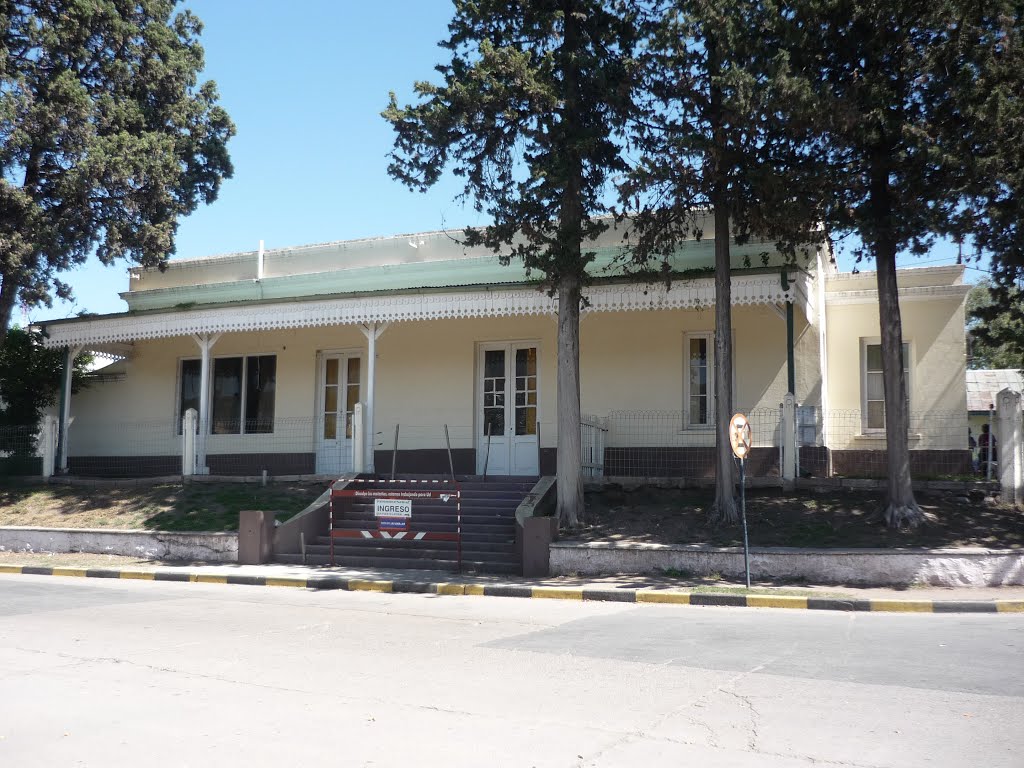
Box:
257 240 265 280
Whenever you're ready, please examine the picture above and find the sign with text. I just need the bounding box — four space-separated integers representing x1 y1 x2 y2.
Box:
337 489 444 500
374 498 413 518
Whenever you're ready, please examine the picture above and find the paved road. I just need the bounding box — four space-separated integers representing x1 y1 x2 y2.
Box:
0 575 1021 767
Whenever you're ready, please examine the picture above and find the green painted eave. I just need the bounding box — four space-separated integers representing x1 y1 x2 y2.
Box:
124 239 808 312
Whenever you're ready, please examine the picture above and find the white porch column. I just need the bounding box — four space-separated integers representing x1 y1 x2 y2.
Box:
57 344 84 472
191 333 221 475
41 414 57 478
996 388 1023 505
182 408 198 476
352 403 365 474
359 322 390 474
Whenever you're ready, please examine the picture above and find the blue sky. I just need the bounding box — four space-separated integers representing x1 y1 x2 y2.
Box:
30 0 984 324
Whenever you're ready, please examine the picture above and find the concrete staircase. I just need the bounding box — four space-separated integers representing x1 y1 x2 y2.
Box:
276 476 536 574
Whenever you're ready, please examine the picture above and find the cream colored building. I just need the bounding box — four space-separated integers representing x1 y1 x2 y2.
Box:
38 221 972 479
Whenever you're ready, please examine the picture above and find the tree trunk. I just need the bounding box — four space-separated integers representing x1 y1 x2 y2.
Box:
706 33 737 525
875 244 921 527
0 275 20 345
552 0 585 529
870 154 921 528
711 204 737 524
556 272 585 528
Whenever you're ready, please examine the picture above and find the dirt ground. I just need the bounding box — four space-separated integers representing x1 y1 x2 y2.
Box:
0 480 328 531
571 485 1024 549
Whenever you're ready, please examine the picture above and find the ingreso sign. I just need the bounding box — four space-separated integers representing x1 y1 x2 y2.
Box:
374 498 413 518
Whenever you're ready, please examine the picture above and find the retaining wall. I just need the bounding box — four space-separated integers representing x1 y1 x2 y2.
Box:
0 527 238 562
550 542 1024 587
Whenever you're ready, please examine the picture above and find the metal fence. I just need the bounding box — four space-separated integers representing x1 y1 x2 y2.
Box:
0 405 1000 482
823 409 973 479
0 425 44 476
603 407 783 478
581 415 608 478
595 407 978 480
27 416 562 479
53 416 319 477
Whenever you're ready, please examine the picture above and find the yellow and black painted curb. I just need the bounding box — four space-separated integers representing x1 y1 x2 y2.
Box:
1 564 1021 614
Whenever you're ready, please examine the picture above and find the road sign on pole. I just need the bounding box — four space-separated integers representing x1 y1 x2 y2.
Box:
729 413 752 459
730 413 753 589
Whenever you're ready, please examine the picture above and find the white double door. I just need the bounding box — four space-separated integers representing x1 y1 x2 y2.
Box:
315 352 362 475
477 342 539 476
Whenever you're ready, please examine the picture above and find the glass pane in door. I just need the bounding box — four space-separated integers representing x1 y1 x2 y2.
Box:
322 357 340 441
345 357 361 439
483 350 506 436
515 347 538 436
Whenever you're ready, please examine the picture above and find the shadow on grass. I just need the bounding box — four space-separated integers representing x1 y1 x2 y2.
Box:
0 479 327 532
576 486 1024 549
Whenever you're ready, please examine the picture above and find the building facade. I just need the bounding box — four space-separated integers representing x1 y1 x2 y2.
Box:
38 220 971 479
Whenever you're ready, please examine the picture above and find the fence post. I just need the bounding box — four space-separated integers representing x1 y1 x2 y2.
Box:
782 393 797 486
352 403 365 474
996 388 1023 505
580 419 590 478
41 414 56 478
182 408 197 477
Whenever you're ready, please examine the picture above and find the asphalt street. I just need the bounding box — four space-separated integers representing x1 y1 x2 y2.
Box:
0 574 1021 767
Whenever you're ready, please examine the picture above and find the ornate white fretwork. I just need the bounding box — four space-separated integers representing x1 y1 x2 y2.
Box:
41 274 803 348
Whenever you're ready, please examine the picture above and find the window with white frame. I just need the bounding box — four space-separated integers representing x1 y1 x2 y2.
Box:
178 355 277 435
684 332 714 427
178 359 201 433
861 341 909 431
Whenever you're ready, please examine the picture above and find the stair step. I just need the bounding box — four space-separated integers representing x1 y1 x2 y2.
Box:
338 507 520 517
340 501 521 510
275 553 519 574
315 533 514 547
323 545 518 563
307 539 515 553
330 522 515 534
348 483 537 494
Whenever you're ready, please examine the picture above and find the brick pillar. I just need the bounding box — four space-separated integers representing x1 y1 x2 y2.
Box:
238 509 275 564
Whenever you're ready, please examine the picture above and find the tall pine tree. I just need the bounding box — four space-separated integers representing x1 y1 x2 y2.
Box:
943 4 1024 345
383 0 638 527
0 1 234 338
779 0 1021 527
623 0 821 523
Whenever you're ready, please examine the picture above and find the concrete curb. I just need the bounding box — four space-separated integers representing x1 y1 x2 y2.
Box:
1 564 1022 614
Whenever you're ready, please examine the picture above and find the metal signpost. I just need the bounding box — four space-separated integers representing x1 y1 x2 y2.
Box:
729 413 753 589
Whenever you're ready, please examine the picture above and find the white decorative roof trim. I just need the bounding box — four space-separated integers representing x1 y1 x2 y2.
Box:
41 275 798 348
825 284 970 305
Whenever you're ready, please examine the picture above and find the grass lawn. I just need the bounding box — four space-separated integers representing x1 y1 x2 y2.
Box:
574 486 1024 549
0 480 329 532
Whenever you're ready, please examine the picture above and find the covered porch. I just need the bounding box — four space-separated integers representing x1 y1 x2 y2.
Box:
38 270 817 480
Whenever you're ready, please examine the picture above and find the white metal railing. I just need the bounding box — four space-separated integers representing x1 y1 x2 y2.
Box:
581 414 608 478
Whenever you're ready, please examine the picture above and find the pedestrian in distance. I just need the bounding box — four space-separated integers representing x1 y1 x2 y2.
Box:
978 423 997 473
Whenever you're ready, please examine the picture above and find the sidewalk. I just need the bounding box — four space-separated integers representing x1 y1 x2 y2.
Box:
2 551 1022 613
